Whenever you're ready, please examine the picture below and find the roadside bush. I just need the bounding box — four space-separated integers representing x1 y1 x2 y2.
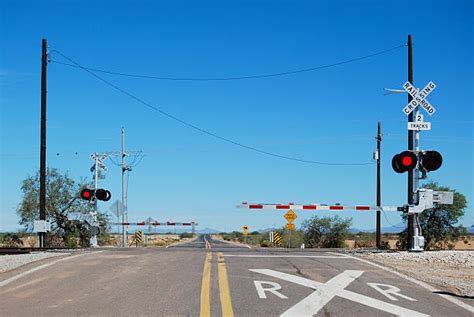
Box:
0 233 24 247
260 240 271 247
281 229 305 248
302 215 351 248
379 240 390 250
354 233 376 248
179 233 195 239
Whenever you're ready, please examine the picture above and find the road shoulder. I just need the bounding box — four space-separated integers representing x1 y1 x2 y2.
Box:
338 251 474 314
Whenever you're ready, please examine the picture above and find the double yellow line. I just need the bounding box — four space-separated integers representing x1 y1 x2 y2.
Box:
204 236 212 249
200 252 234 317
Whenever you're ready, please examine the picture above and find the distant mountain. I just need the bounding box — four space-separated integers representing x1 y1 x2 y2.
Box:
258 227 276 233
110 228 194 234
349 223 406 234
196 228 221 234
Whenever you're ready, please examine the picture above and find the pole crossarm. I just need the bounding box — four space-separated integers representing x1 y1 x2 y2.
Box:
237 203 401 212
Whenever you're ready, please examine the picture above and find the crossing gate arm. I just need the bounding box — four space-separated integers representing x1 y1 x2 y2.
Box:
237 202 403 212
109 221 199 226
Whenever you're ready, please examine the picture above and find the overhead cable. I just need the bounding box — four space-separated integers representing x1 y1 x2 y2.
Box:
50 49 374 166
51 44 405 81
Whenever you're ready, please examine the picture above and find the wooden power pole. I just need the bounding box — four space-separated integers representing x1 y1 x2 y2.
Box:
39 38 48 248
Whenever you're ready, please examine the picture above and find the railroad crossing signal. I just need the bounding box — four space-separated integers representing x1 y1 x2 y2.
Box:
392 150 443 174
402 81 437 115
284 209 297 223
80 188 111 201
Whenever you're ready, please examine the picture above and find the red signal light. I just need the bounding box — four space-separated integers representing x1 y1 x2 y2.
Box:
80 189 94 200
392 151 417 173
401 155 414 167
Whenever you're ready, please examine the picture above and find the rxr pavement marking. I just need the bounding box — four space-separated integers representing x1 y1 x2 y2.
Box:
250 269 428 317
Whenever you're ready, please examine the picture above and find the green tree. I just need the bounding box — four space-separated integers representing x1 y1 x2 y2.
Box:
302 215 351 248
17 167 109 247
397 182 468 250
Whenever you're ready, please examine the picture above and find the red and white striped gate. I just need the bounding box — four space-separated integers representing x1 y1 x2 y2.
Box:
237 202 401 212
109 221 198 226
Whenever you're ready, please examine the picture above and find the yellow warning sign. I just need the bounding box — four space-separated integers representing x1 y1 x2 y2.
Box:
285 223 295 231
284 209 297 223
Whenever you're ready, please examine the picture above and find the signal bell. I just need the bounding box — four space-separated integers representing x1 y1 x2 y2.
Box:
392 151 417 173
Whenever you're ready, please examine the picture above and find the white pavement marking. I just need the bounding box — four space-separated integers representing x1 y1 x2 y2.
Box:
334 252 474 314
254 281 288 299
250 269 429 317
0 251 104 288
224 255 348 259
281 270 363 317
367 283 417 301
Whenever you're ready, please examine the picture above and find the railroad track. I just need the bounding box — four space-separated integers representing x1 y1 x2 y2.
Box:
0 247 73 255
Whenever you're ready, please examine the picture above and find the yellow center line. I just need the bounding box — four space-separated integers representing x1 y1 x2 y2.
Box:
200 252 212 317
217 252 234 317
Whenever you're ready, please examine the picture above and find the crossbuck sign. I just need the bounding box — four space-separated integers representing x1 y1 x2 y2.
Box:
402 81 437 116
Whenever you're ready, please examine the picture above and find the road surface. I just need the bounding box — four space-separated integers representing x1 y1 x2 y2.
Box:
1 235 472 316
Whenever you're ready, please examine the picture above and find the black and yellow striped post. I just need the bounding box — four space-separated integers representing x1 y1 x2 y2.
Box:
273 231 283 247
136 230 143 247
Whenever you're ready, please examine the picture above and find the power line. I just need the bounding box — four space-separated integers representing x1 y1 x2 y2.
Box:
382 210 405 230
50 49 374 166
50 44 405 81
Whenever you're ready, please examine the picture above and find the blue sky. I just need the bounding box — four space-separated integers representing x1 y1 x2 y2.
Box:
1 0 473 233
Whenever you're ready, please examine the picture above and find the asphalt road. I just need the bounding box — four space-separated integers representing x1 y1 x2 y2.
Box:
1 235 472 316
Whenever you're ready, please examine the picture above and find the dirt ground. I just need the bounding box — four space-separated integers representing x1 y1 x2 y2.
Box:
345 235 474 250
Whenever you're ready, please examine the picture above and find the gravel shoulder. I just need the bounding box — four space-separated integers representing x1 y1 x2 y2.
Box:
352 250 474 297
0 251 71 273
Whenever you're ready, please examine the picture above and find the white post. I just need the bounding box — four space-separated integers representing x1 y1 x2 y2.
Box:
90 153 99 247
410 109 424 252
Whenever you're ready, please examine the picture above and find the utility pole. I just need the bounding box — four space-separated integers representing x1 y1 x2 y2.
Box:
106 129 143 248
376 121 382 248
407 34 414 250
122 127 128 247
39 38 47 248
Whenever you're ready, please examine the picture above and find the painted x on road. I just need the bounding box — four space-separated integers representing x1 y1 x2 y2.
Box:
250 269 429 317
